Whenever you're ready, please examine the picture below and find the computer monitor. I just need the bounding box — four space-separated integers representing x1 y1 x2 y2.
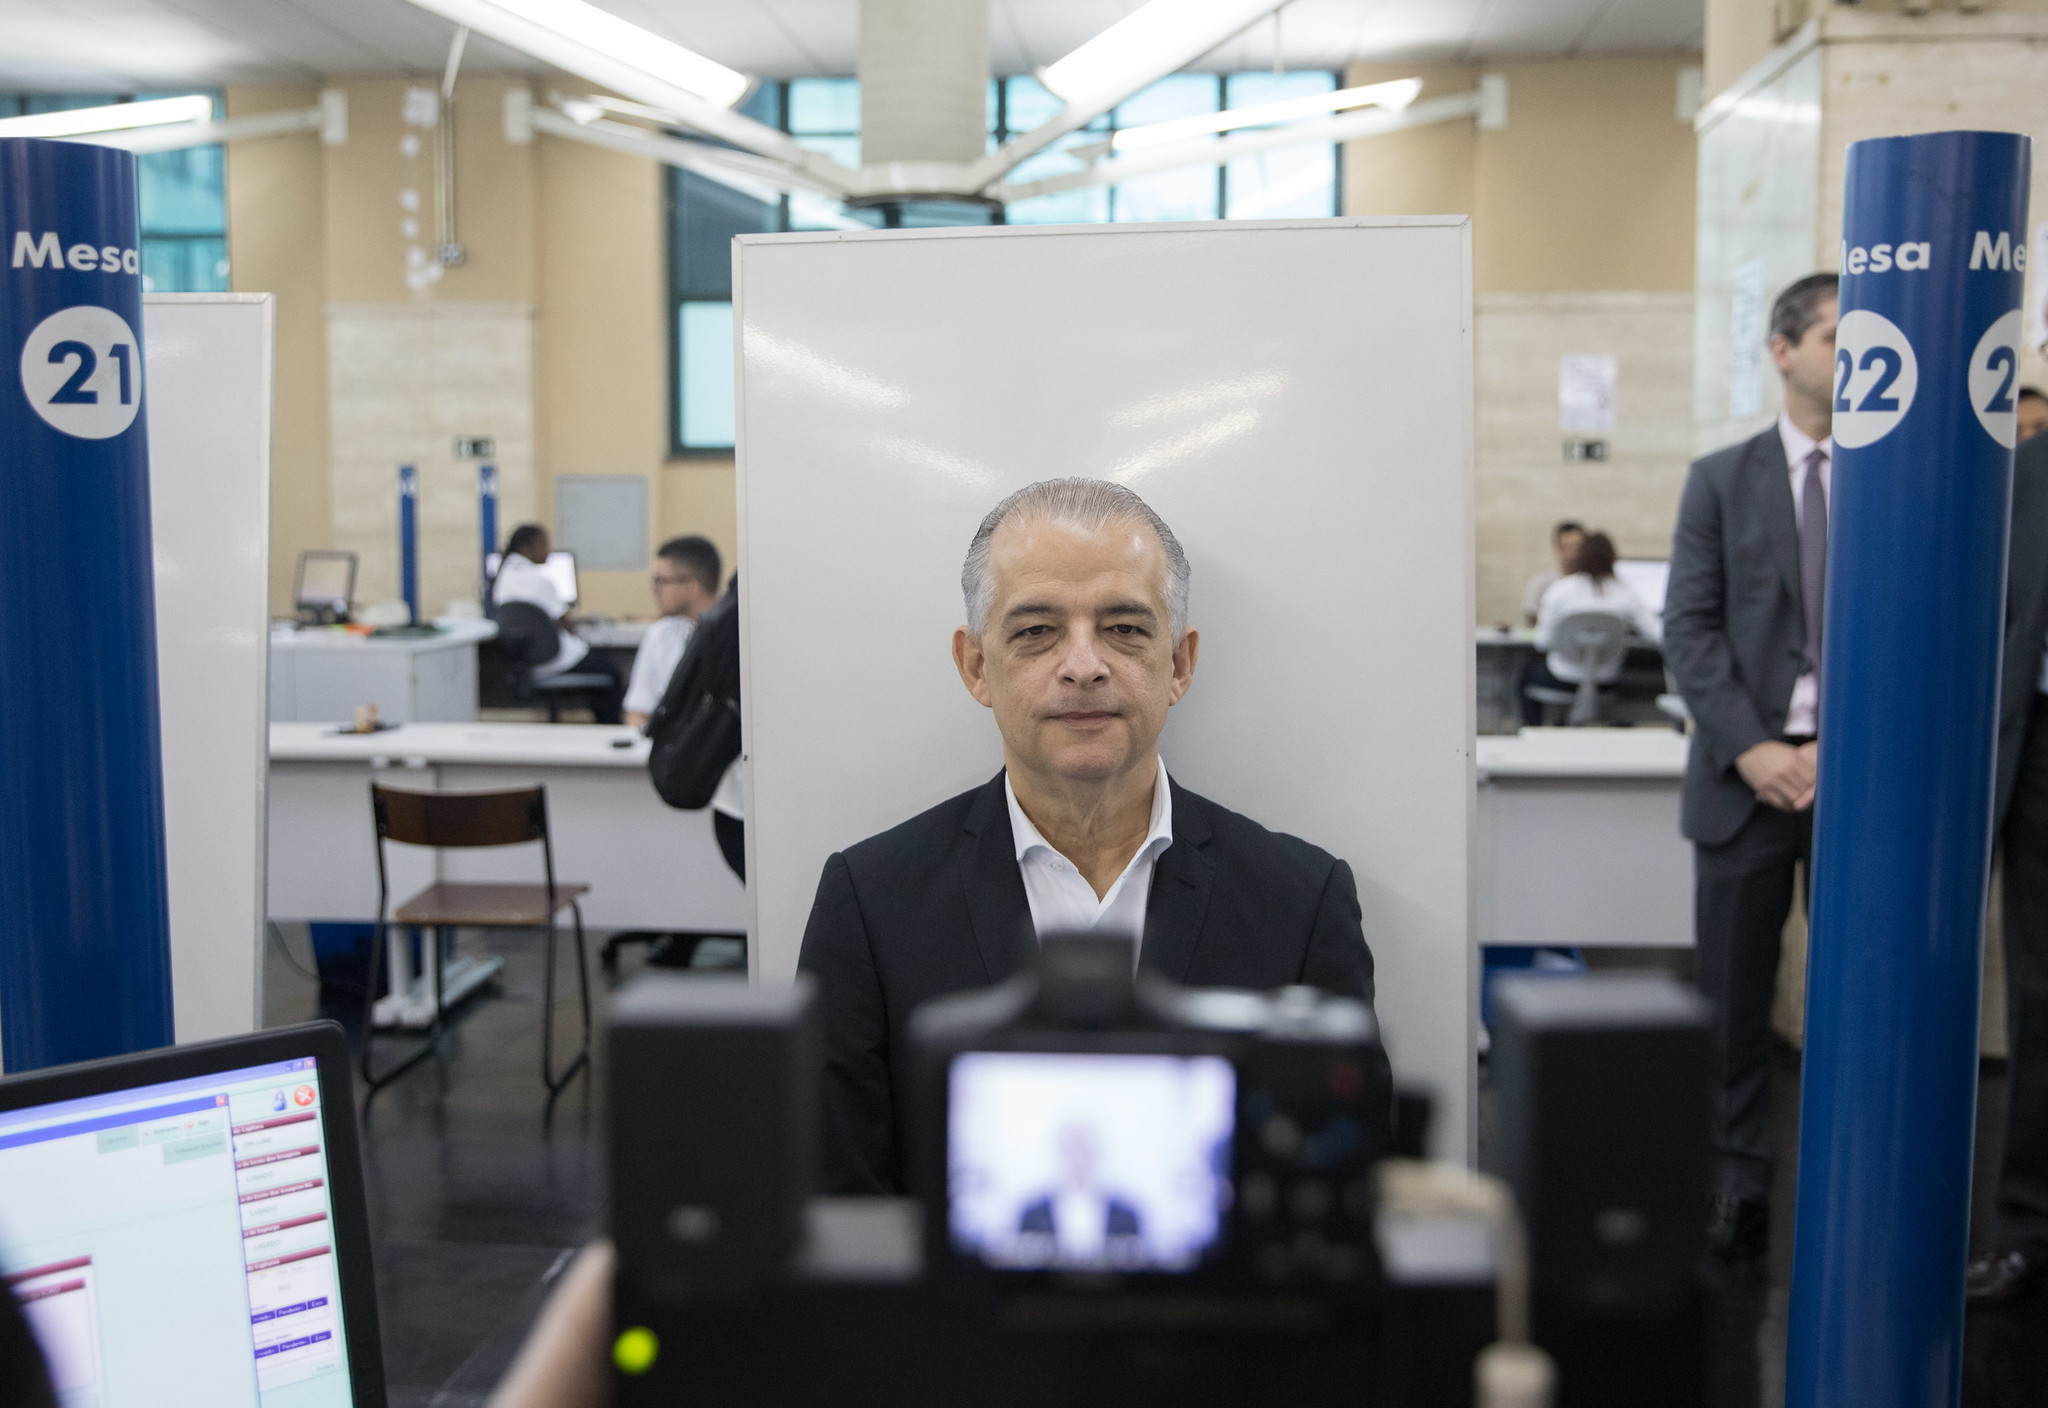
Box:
0 1023 384 1408
294 552 356 622
483 550 578 607
1615 559 1671 615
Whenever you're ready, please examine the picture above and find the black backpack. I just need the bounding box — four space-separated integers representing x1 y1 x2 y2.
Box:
646 581 741 810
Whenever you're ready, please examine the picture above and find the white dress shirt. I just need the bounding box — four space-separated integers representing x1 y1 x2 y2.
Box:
492 555 589 678
1006 759 1174 953
623 613 694 717
1534 574 1661 683
1780 413 1834 736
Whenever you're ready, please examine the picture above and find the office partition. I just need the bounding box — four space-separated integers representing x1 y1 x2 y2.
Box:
736 220 1478 1158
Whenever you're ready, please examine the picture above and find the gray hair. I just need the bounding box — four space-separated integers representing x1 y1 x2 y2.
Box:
961 478 1190 639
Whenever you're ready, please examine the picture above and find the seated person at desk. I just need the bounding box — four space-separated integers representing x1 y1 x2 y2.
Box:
623 535 723 728
1521 530 1660 725
797 477 1388 1196
492 523 625 724
1521 519 1585 626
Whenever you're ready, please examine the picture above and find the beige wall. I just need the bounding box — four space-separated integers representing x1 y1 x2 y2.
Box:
228 77 736 620
1346 55 1700 622
224 85 330 613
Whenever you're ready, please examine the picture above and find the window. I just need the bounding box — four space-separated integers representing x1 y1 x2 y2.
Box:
668 73 1340 453
0 93 230 293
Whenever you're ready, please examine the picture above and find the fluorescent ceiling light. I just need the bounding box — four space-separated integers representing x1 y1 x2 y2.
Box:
408 0 750 109
0 95 214 140
1108 78 1422 152
1039 0 1291 105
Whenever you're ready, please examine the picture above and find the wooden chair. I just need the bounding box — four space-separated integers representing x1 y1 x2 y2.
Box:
362 782 592 1099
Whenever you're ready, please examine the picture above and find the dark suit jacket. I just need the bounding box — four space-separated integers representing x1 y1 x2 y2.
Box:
1997 434 2048 830
1019 1196 1142 1239
1664 427 1812 847
796 772 1384 1195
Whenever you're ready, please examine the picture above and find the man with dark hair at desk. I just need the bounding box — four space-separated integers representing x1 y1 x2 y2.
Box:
1522 519 1586 626
493 522 624 724
1971 429 2048 1304
2019 385 2048 445
624 535 722 729
797 478 1386 1196
1664 271 1836 1263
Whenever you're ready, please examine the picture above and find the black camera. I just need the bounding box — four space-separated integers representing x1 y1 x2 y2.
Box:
912 933 1392 1309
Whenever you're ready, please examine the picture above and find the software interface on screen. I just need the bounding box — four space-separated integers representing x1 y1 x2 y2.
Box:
1615 559 1671 615
948 1052 1235 1273
484 551 578 606
296 557 353 611
0 1059 353 1408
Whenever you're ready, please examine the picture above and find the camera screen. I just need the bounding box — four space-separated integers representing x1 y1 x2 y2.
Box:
947 1052 1235 1273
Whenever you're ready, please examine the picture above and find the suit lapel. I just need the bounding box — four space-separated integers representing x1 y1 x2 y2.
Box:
1754 428 1805 622
1139 780 1216 983
958 772 1037 985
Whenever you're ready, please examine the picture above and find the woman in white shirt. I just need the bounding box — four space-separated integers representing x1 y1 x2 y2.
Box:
1521 531 1661 723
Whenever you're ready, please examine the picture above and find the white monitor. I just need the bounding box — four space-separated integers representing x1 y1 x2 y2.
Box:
1615 559 1670 615
293 552 354 613
485 550 579 606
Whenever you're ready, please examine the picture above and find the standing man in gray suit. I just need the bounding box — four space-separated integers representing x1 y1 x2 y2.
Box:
1972 428 2048 1304
1664 272 1837 1262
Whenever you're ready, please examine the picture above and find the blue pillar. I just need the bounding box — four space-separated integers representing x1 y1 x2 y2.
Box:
0 138 174 1072
1788 130 2033 1408
479 462 498 604
399 463 420 626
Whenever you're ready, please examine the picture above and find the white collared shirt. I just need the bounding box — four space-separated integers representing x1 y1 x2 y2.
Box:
492 554 590 678
1534 573 1661 683
622 613 694 716
1779 413 1834 736
1006 759 1174 955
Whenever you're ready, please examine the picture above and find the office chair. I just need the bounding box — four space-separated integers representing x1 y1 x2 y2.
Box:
1523 612 1634 726
492 600 616 722
362 782 591 1100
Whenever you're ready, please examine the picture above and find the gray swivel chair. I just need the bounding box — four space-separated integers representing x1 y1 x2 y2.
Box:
1523 611 1634 726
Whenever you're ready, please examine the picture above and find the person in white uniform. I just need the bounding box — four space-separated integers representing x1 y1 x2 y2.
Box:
623 535 723 728
492 524 624 724
1519 531 1659 723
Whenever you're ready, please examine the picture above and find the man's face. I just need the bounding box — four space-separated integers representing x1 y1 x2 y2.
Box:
952 514 1198 787
1771 296 1838 418
1554 529 1584 572
652 565 710 619
2019 394 2048 443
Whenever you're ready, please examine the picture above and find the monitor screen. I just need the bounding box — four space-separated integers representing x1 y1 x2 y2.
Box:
295 554 354 610
947 1052 1235 1273
0 1057 356 1408
1614 559 1670 615
485 550 578 606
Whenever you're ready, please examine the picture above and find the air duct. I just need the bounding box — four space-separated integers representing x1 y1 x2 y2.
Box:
856 0 989 204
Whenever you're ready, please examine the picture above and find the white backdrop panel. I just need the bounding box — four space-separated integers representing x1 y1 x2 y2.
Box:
737 220 1478 1159
145 294 272 1044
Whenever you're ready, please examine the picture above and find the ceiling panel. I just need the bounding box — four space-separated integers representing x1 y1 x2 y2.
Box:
0 0 1704 92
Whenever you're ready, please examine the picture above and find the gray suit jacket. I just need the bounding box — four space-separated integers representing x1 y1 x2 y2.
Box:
1997 433 2048 830
1664 427 1811 847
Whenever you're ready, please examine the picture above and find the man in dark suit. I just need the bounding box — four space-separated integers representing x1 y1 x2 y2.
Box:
798 478 1383 1196
1971 428 2048 1303
1664 272 1837 1261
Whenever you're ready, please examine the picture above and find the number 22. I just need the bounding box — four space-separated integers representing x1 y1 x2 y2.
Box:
1834 347 1903 413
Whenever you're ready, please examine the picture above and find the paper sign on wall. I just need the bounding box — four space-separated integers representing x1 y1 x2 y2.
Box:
1558 354 1617 434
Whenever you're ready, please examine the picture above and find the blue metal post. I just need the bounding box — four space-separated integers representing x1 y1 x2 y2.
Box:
479 462 498 604
1789 130 2033 1408
399 463 419 626
0 138 174 1071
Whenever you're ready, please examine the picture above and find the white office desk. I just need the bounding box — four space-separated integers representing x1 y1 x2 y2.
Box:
267 722 746 934
1477 727 1692 949
576 620 650 650
269 618 497 723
